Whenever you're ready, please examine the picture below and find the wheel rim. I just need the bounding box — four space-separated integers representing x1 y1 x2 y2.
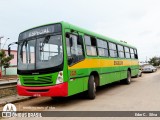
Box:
128 72 131 82
94 82 96 92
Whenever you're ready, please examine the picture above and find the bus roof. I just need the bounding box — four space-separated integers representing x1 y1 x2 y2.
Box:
20 21 137 49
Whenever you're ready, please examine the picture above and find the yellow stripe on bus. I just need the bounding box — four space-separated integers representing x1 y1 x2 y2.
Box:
68 59 139 70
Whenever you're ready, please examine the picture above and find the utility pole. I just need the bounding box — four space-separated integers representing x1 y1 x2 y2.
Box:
0 36 4 50
0 36 3 72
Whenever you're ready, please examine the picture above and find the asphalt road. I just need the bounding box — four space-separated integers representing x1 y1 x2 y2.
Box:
1 69 160 120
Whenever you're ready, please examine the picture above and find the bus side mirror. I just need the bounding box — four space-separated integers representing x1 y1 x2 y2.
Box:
8 42 18 56
8 47 11 56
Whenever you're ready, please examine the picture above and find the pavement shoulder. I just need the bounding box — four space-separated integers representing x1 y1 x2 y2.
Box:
0 80 17 86
0 95 32 107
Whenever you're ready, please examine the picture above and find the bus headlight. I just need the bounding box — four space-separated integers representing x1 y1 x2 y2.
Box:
56 71 63 84
17 79 21 85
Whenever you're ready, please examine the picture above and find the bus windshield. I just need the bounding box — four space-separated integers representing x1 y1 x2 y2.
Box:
18 35 63 70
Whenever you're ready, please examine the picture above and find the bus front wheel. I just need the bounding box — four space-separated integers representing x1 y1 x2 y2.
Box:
87 75 96 99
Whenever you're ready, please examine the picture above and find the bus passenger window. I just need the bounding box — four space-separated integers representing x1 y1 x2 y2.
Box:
97 39 108 57
124 47 130 58
109 42 118 58
84 35 97 56
130 48 135 59
117 45 125 58
66 33 84 65
134 49 138 59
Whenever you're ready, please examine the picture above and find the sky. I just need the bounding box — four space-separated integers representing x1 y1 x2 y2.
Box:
0 0 160 61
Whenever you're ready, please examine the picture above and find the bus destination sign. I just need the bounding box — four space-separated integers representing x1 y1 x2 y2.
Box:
28 28 50 37
19 24 61 40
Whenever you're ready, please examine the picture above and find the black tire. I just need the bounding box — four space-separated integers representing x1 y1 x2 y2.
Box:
87 75 96 99
122 71 131 84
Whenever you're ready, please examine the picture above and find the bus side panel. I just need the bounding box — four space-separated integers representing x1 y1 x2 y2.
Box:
67 68 89 96
120 70 127 79
131 67 139 76
107 73 115 83
68 78 84 96
131 60 139 76
100 74 116 86
100 67 121 86
99 74 107 86
119 66 127 80
114 71 121 81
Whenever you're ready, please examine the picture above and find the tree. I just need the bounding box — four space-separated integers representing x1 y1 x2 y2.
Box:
148 56 160 66
0 49 14 75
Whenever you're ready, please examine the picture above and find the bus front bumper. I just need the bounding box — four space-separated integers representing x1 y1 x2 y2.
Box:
17 82 68 97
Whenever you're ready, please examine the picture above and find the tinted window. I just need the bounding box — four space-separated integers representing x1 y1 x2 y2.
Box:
84 36 91 45
109 42 117 57
134 49 137 54
97 39 108 57
85 35 97 56
130 48 135 59
97 39 108 48
134 49 138 59
109 42 117 50
98 48 108 57
66 34 84 65
124 47 130 58
117 45 125 58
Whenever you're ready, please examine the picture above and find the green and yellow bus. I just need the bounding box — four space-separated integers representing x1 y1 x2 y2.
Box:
8 21 139 99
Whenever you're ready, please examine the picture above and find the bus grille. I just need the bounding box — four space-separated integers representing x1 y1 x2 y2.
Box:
23 76 53 85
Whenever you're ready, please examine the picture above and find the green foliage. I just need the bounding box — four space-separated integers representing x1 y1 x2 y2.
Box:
0 49 14 68
148 56 160 66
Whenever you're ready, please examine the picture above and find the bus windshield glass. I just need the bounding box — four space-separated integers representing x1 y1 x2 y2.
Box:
18 35 63 70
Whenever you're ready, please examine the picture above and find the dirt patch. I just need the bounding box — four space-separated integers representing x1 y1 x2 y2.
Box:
0 86 17 98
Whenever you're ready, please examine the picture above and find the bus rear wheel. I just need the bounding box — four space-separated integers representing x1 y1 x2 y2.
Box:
87 75 96 99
